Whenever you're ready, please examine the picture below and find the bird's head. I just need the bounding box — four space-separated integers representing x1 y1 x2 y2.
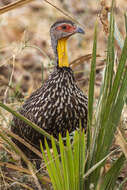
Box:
50 19 84 40
50 19 85 68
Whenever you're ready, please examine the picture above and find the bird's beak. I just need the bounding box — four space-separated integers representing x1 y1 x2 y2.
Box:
76 26 85 34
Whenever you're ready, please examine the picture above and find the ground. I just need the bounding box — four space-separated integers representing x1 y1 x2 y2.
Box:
0 0 127 189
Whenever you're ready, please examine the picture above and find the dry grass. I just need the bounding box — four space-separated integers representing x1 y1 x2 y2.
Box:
0 0 127 189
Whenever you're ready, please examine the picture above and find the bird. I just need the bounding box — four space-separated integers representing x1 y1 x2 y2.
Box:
11 19 88 159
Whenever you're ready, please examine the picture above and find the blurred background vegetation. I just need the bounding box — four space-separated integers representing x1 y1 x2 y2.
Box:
0 0 126 101
0 0 127 189
0 0 126 104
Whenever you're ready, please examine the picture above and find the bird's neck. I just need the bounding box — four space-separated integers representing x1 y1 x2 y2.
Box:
56 38 69 68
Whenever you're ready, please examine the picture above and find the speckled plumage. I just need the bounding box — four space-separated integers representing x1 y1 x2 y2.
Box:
11 20 88 158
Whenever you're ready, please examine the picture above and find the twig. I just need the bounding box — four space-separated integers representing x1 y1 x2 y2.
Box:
43 0 85 28
3 55 15 104
0 0 34 15
0 0 85 29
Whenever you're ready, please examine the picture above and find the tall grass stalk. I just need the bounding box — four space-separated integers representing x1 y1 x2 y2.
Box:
0 2 127 190
85 3 127 189
41 3 127 190
41 129 86 190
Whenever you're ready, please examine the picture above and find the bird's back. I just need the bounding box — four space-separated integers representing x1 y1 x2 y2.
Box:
11 19 88 159
11 67 87 153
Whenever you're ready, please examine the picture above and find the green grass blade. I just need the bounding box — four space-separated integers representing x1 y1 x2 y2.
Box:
91 35 127 189
40 141 58 190
87 6 115 176
96 6 114 121
65 132 75 190
83 148 120 179
99 1 114 105
45 139 62 190
109 68 127 124
41 130 86 190
88 22 97 127
85 1 127 188
94 29 127 166
107 36 127 108
106 13 114 92
41 139 62 190
87 22 97 153
99 154 125 190
59 134 69 190
73 130 80 189
79 129 86 189
51 136 64 189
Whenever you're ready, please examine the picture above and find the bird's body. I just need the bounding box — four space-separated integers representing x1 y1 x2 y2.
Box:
11 19 88 158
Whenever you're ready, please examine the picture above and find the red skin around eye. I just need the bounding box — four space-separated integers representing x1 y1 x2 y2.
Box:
56 24 76 32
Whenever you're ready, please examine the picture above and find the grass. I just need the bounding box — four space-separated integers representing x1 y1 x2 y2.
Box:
41 3 127 190
41 5 127 189
0 0 127 190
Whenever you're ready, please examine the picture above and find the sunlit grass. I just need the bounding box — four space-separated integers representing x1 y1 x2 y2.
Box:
0 0 127 190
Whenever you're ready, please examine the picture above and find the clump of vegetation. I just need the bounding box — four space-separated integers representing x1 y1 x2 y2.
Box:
41 5 127 189
0 0 127 190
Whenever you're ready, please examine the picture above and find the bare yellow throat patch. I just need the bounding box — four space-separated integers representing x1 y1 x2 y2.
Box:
57 38 69 67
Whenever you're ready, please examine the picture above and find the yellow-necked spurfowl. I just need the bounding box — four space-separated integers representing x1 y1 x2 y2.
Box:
11 19 88 158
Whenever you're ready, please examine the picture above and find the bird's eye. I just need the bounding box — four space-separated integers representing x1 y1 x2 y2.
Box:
55 24 72 32
62 25 67 30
